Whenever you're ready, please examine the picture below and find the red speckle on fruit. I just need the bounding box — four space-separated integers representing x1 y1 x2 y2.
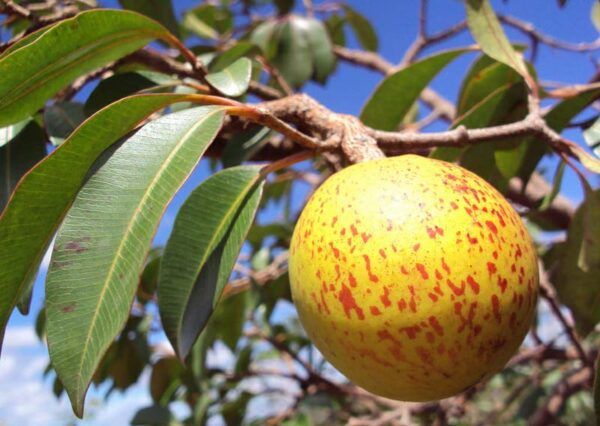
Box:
428 293 438 302
397 298 407 312
363 255 379 283
491 295 501 323
370 306 382 316
446 278 465 296
379 248 387 259
399 325 421 340
348 272 357 288
400 265 409 275
487 262 497 275
331 216 338 227
338 284 365 320
350 224 358 236
413 243 421 252
466 233 478 244
450 201 458 210
441 258 451 275
380 286 391 307
497 276 507 293
329 242 340 259
416 263 429 280
466 275 480 294
485 221 498 234
435 269 443 280
428 316 444 336
361 232 371 243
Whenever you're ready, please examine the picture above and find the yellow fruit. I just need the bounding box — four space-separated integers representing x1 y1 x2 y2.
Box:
289 155 538 401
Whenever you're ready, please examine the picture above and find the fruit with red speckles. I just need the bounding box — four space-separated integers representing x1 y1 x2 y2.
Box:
289 155 538 401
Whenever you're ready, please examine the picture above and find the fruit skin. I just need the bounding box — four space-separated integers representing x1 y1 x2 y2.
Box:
289 155 538 401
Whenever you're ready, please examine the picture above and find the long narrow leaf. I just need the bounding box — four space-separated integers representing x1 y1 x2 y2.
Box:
360 48 470 131
158 166 264 359
465 0 529 81
0 9 174 126
0 94 190 355
46 106 225 417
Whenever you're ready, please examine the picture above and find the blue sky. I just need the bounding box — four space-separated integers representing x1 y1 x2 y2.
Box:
2 0 600 424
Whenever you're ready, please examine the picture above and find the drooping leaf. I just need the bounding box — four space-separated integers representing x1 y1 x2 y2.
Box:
546 189 600 336
158 165 264 359
271 19 313 88
206 57 252 97
45 106 224 417
138 247 163 303
325 14 346 47
208 290 248 351
44 102 87 146
0 93 191 355
119 0 180 38
342 5 378 51
303 18 336 84
361 48 469 131
465 0 529 82
0 10 175 127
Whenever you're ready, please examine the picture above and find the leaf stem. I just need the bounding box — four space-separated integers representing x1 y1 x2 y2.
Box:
260 151 315 176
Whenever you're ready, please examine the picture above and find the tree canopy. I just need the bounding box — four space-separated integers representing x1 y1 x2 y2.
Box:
0 0 599 424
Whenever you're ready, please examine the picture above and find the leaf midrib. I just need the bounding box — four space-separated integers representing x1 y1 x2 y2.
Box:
73 109 223 398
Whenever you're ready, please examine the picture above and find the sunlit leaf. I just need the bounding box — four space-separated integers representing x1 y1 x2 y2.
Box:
342 5 378 51
158 165 264 359
465 0 529 81
0 93 191 355
361 48 469 131
206 57 252 97
0 10 175 127
46 106 224 417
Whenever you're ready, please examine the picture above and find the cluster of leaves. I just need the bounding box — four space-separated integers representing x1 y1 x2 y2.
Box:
0 0 599 424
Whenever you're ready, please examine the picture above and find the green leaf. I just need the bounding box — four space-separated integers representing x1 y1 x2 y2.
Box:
158 165 264 359
518 89 600 182
539 160 566 211
150 356 183 404
45 106 224 417
0 9 174 127
0 93 190 355
342 5 378 51
222 391 254 426
206 57 252 97
138 247 163 303
592 2 600 33
303 18 336 84
183 5 233 40
361 48 469 130
210 290 248 351
546 189 600 336
465 0 529 81
84 72 172 115
250 21 280 60
209 42 260 73
271 19 313 88
44 102 87 146
1 121 46 212
131 405 173 426
325 14 346 47
119 0 180 38
222 127 272 168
